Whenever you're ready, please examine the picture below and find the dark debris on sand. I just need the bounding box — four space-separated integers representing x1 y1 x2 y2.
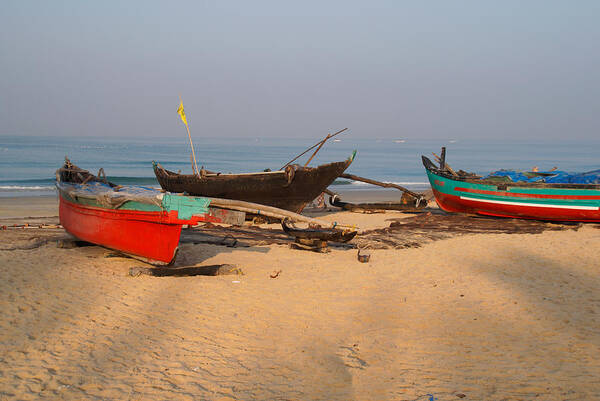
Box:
1 212 591 253
355 210 584 249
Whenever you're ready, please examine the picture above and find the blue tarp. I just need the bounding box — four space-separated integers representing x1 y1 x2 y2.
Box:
485 169 600 184
484 170 546 183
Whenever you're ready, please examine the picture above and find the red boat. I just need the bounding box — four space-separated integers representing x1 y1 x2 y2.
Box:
57 159 221 265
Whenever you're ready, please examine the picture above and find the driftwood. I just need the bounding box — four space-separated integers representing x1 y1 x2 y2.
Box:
129 264 242 277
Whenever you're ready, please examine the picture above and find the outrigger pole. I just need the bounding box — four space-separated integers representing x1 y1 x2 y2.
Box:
280 128 348 170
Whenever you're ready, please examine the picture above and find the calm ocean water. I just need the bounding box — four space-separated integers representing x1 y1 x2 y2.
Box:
1 135 599 197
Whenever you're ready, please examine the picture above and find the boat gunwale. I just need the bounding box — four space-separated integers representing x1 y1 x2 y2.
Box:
58 193 172 221
153 159 352 179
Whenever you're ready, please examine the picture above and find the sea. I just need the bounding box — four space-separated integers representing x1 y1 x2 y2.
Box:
1 135 599 198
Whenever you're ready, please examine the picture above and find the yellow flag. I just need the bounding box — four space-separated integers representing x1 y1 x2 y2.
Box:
177 100 188 126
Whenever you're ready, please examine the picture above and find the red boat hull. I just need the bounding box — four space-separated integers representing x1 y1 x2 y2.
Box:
59 196 187 264
432 188 600 222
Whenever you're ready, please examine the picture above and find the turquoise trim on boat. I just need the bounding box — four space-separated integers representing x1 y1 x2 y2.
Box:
426 169 600 207
59 186 211 217
161 194 210 220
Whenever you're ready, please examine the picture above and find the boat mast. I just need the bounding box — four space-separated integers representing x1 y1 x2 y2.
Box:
178 96 200 176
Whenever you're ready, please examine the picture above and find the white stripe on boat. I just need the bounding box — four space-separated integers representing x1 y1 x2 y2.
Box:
459 196 599 210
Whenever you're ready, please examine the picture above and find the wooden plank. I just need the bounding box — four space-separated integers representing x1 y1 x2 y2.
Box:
207 207 245 225
129 264 242 277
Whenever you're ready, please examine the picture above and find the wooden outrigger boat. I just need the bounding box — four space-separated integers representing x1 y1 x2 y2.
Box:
153 155 355 214
423 149 600 222
154 125 356 214
57 158 221 265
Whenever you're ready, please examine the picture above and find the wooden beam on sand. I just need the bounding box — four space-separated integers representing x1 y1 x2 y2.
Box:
207 197 333 227
129 264 242 277
339 173 423 200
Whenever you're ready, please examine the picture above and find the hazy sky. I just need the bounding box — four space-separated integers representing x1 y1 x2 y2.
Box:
1 1 599 139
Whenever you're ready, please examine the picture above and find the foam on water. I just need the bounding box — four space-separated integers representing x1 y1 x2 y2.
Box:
0 186 55 190
1 134 599 197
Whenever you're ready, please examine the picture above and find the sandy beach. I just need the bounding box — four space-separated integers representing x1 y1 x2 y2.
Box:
4 0 600 399
1 193 599 400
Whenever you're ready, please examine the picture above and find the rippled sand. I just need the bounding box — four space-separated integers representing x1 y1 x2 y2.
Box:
1 198 599 400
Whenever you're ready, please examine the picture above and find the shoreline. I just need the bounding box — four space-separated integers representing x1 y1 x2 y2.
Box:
0 194 58 219
0 189 429 219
